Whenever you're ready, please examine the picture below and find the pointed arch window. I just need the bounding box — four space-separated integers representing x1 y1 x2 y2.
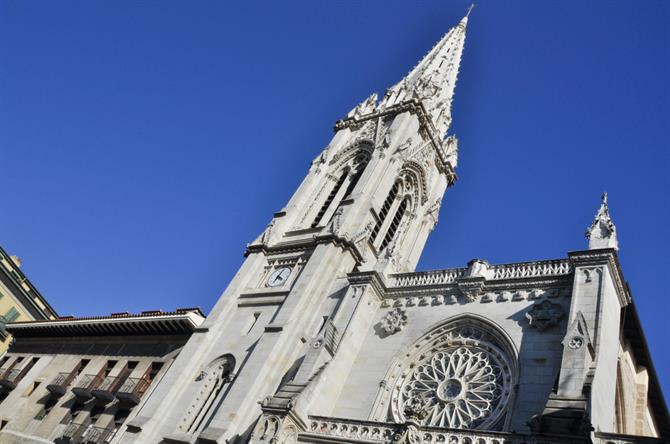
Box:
310 151 370 228
312 169 349 228
370 175 413 252
370 182 400 244
380 197 408 251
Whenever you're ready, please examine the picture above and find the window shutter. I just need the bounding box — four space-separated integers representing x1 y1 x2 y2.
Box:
4 307 19 323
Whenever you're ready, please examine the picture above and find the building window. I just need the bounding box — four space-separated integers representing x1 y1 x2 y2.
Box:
370 182 400 245
379 197 409 251
312 169 349 228
310 151 370 229
4 307 19 323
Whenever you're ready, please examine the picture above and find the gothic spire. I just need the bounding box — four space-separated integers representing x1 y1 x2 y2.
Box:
586 192 619 250
380 8 471 137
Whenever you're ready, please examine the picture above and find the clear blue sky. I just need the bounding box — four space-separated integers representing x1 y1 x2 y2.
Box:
1 1 668 398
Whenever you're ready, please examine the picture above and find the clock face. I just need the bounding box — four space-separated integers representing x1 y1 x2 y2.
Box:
266 267 291 287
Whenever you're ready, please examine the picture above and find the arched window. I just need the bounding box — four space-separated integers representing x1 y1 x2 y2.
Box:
371 316 518 431
380 197 408 251
312 169 348 228
370 182 400 244
310 151 370 228
370 171 416 252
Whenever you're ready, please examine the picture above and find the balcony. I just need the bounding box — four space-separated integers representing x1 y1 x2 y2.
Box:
47 371 79 397
0 368 23 392
115 376 150 406
91 374 128 404
71 374 103 401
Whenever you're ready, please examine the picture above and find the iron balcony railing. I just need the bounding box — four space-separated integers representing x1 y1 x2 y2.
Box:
74 374 104 391
116 376 150 405
47 371 79 397
91 373 132 404
96 374 126 394
71 373 104 400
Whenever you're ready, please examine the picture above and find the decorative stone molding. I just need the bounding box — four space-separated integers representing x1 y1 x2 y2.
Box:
305 416 583 444
457 277 486 303
380 308 408 335
347 93 378 119
380 287 570 309
249 414 299 444
526 300 565 332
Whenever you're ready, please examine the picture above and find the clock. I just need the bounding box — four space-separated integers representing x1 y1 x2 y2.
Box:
266 267 292 287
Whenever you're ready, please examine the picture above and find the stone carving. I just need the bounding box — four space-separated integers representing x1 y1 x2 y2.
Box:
380 308 408 335
250 414 298 444
457 278 485 303
393 324 514 431
380 287 569 310
347 93 378 119
568 336 584 350
526 300 565 332
308 417 518 443
586 192 618 250
563 311 593 357
443 134 459 167
327 207 345 236
400 347 504 428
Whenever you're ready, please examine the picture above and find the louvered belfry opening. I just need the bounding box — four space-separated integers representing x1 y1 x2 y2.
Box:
370 182 400 244
380 196 408 251
312 169 349 228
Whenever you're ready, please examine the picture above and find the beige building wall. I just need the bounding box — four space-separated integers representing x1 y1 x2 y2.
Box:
0 248 58 356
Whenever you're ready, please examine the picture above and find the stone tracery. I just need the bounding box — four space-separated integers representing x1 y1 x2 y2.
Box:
386 319 517 431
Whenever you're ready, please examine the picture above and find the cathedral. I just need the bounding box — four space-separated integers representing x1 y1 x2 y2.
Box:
0 10 667 444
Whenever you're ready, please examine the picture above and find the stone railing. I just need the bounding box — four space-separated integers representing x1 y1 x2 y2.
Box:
387 260 572 288
306 417 394 442
303 416 606 444
490 260 572 280
388 268 466 287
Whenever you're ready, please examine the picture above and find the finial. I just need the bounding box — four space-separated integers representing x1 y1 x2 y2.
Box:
466 3 475 19
586 192 618 251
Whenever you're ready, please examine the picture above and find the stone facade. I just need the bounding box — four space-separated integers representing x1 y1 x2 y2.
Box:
0 8 667 444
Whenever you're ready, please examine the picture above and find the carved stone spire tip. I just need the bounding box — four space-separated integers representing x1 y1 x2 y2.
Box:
586 192 618 251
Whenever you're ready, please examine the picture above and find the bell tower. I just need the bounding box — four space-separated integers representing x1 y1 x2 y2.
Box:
120 11 471 444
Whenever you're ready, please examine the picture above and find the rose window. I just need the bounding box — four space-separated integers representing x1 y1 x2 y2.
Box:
392 325 514 430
